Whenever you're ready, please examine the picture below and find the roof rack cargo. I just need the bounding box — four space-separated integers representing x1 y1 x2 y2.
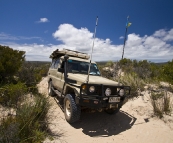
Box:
50 49 90 60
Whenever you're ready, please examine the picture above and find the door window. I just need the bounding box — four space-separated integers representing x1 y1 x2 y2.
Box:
54 59 60 69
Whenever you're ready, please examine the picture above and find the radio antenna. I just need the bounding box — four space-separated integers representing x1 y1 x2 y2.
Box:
86 16 98 83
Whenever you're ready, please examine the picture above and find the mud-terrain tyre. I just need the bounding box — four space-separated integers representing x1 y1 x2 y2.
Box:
64 94 81 123
105 108 120 114
48 81 55 97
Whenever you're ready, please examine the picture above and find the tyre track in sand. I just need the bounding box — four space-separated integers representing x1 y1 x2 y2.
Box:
38 77 173 143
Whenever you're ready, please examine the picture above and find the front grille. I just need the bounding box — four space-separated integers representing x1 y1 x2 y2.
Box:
80 84 130 97
86 85 102 96
103 86 117 96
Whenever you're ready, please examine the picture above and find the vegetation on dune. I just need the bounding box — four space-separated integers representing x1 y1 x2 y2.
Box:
160 60 173 85
98 58 173 117
0 94 53 143
0 45 25 83
0 44 172 142
17 61 50 93
0 45 59 143
150 90 172 118
98 58 173 86
0 82 27 108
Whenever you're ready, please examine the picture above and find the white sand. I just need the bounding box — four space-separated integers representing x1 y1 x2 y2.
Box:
38 77 173 143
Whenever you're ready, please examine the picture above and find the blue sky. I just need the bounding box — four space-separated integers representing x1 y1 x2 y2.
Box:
0 0 173 62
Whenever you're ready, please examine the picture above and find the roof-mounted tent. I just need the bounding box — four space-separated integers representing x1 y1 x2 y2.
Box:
50 49 90 60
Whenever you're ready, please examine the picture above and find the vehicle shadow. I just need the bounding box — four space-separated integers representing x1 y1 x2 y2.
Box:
71 110 137 137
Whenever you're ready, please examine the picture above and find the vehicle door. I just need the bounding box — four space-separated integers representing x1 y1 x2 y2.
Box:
48 58 60 88
54 59 64 91
57 59 65 91
48 59 56 84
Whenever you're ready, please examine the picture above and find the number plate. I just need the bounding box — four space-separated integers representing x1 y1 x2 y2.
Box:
109 97 120 103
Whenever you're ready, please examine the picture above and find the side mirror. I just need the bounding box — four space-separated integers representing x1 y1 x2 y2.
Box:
58 68 64 73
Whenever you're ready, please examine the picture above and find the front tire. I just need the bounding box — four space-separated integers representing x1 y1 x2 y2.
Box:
105 108 120 114
64 94 81 123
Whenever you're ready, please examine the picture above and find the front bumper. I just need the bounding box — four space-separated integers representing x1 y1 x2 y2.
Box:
75 96 126 109
75 83 131 109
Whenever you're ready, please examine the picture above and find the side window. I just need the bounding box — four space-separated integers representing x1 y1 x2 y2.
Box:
50 59 56 69
54 59 60 69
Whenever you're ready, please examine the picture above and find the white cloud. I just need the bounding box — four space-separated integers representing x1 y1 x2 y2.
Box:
119 36 124 39
0 33 19 40
1 25 173 62
0 42 64 61
153 28 173 41
153 29 167 38
0 32 42 41
37 18 49 23
163 29 173 41
125 31 173 61
52 24 173 62
53 24 93 48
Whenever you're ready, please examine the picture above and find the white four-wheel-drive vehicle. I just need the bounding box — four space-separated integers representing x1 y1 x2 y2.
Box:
48 49 131 123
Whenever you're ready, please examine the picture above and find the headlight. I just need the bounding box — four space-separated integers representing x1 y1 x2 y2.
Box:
119 89 124 96
105 88 111 96
89 86 95 93
81 85 87 95
82 85 86 90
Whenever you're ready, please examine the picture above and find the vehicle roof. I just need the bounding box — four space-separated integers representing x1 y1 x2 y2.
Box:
50 49 90 60
60 56 96 64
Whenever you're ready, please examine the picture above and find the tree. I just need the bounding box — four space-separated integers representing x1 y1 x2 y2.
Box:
161 60 173 84
0 45 25 82
106 61 114 67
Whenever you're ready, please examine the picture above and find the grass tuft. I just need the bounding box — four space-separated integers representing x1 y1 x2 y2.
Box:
120 73 145 100
150 90 172 118
0 93 59 143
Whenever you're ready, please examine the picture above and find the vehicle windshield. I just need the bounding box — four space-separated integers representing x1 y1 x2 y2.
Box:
67 59 101 76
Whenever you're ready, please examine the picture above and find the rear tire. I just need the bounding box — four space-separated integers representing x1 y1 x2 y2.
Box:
64 94 81 123
105 108 120 114
48 81 55 97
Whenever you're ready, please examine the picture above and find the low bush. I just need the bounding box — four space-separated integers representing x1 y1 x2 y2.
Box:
17 62 49 93
0 45 25 83
17 62 40 87
150 90 172 118
160 60 173 84
0 116 19 143
0 82 27 108
120 73 145 99
0 94 55 143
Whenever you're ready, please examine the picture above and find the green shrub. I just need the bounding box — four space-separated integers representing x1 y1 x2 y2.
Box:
18 62 38 87
17 62 49 90
0 82 27 108
105 61 114 67
120 73 145 99
160 60 173 84
150 92 164 100
0 94 55 143
0 45 25 83
17 95 50 142
150 91 172 118
0 116 19 143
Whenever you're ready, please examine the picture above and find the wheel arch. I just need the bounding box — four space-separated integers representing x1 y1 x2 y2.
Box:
64 85 79 100
48 77 52 83
64 86 75 96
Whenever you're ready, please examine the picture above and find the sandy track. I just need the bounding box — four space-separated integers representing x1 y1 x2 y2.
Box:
38 77 173 143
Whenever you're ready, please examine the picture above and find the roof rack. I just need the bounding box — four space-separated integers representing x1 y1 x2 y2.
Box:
50 49 90 60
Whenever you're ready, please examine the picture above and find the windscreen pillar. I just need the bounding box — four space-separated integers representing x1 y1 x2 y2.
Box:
64 55 69 82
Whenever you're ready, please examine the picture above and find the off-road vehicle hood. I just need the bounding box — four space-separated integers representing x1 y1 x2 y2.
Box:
68 73 118 85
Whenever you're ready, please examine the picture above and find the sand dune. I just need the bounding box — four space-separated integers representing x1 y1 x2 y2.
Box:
38 77 173 143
